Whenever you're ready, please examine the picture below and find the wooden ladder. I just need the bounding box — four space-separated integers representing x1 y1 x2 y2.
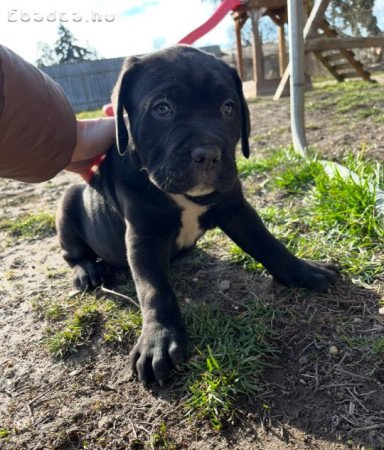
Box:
312 19 373 82
274 0 374 100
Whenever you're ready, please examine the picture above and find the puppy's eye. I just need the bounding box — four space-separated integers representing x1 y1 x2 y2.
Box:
220 101 235 117
153 102 172 118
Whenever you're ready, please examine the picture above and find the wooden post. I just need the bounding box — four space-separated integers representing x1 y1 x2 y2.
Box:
278 22 287 76
250 9 263 95
234 14 245 80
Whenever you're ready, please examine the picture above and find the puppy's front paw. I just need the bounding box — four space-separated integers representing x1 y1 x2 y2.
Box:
276 259 338 292
129 321 186 387
72 260 103 291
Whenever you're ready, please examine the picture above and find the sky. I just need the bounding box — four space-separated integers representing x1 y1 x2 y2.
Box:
0 0 234 65
1 1 383 66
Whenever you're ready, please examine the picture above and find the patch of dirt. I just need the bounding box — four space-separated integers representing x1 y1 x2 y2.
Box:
1 79 383 449
243 73 384 164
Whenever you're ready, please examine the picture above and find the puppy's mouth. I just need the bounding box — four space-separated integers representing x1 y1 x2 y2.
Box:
185 184 215 197
149 165 219 196
149 173 217 196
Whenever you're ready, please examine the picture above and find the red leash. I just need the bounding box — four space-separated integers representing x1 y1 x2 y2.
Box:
79 153 106 183
178 0 242 45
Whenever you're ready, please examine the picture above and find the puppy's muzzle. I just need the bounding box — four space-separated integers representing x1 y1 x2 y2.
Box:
190 145 221 171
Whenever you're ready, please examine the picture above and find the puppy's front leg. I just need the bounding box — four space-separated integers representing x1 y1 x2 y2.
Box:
126 232 186 386
215 196 338 292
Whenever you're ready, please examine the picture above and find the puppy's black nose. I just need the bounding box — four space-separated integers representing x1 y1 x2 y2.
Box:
190 146 221 170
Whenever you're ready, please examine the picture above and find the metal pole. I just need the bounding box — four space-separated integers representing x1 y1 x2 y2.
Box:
285 0 384 216
287 0 308 157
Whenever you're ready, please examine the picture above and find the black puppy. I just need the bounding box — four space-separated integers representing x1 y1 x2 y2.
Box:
56 46 337 386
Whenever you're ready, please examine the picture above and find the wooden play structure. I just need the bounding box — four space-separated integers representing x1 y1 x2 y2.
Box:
104 0 384 115
231 0 384 98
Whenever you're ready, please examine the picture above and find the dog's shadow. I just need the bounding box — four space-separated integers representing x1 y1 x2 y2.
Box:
62 247 383 447
149 249 384 447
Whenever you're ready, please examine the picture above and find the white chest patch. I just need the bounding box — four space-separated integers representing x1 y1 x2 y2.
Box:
170 194 208 249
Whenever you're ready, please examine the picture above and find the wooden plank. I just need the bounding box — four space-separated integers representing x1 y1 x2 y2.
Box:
234 14 246 80
341 72 361 79
250 9 264 89
317 20 372 81
303 0 331 38
306 36 384 51
321 52 346 62
278 23 287 76
313 51 344 81
245 0 286 9
331 62 355 71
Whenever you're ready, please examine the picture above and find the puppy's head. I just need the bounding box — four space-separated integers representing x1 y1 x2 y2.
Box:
113 45 250 196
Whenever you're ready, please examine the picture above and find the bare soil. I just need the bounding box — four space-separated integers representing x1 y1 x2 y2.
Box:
1 78 383 449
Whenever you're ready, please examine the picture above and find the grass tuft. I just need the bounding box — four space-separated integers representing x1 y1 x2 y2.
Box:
39 292 142 357
274 159 323 194
235 146 383 283
44 302 101 357
0 429 10 439
103 309 142 343
0 212 55 239
181 300 276 429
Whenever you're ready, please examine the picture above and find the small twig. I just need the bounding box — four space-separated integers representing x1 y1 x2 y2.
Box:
346 388 369 412
299 339 316 355
335 368 370 381
136 425 151 436
27 403 34 421
100 284 140 308
33 412 53 427
340 414 358 427
0 388 13 398
29 379 61 407
360 327 384 333
129 418 138 439
352 423 384 433
318 382 363 391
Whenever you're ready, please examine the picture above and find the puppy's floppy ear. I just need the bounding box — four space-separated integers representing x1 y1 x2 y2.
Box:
112 57 140 156
231 68 251 159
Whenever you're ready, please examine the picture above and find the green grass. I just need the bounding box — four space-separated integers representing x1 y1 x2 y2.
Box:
274 159 323 194
38 288 275 430
237 147 285 179
103 309 142 343
36 292 142 357
44 302 102 356
76 109 104 119
235 146 383 283
237 146 323 195
0 212 56 239
149 422 178 449
342 336 384 355
181 300 276 430
307 80 384 120
0 429 10 439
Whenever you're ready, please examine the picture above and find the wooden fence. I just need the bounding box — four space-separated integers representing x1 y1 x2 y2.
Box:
40 57 125 112
39 46 223 113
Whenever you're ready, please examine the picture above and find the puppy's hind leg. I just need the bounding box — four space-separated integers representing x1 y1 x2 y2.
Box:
56 186 103 291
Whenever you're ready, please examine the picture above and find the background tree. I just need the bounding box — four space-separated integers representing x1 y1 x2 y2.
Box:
327 0 381 36
36 24 99 67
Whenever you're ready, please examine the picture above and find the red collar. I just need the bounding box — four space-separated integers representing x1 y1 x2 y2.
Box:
79 153 106 183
